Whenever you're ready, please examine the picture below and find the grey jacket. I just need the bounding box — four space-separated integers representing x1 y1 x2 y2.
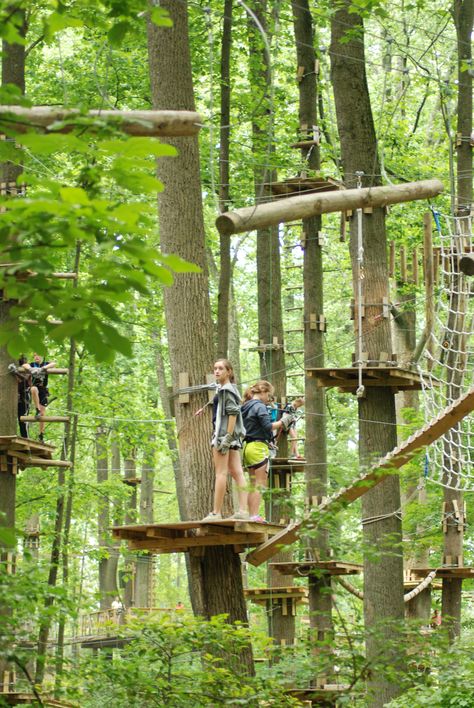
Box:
211 382 246 447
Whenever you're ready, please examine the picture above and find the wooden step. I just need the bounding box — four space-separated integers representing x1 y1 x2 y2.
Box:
20 416 70 423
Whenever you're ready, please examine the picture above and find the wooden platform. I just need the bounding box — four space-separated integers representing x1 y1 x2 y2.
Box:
306 366 426 392
271 457 306 472
112 519 285 554
244 586 308 604
286 685 350 705
408 567 474 580
0 436 70 471
268 176 342 197
0 694 76 707
270 560 362 577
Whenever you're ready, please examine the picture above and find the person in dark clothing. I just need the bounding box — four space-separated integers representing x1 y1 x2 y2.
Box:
17 355 31 438
30 352 56 442
241 380 296 522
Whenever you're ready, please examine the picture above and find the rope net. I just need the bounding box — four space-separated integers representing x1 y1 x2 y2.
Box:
418 212 474 491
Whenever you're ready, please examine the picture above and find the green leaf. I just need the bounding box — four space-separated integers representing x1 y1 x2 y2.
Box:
0 527 16 547
19 133 88 155
112 169 164 195
98 321 132 357
44 11 83 40
158 253 202 274
50 320 87 340
59 187 90 206
150 8 173 27
100 137 177 158
108 21 131 47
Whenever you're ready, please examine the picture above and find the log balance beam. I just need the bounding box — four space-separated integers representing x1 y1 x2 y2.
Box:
246 385 474 566
216 179 443 235
0 106 203 137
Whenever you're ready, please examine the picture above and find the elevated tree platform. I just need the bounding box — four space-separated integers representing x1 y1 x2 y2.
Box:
75 607 183 648
0 694 76 707
244 586 308 603
306 366 426 392
270 560 362 576
286 685 351 705
0 436 70 471
246 386 474 566
267 176 342 197
408 567 474 580
122 477 142 486
112 519 284 554
271 457 306 472
0 106 203 137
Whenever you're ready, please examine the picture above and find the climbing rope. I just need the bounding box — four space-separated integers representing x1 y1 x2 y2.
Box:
355 171 365 399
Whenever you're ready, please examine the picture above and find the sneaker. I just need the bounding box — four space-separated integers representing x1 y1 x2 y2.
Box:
289 454 304 461
38 433 44 443
202 512 222 522
232 510 250 520
249 515 266 523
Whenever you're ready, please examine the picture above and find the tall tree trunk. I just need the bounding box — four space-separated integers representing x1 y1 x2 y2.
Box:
135 440 155 607
123 453 137 608
292 0 333 680
330 5 404 706
96 427 116 609
216 0 233 359
441 0 473 642
36 244 80 686
0 9 26 682
147 2 252 674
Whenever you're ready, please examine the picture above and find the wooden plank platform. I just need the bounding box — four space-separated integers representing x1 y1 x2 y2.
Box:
0 437 70 471
408 567 474 580
112 519 285 554
270 560 362 576
244 586 308 603
286 685 350 705
306 366 427 392
0 694 77 707
268 176 342 197
246 386 474 566
271 457 306 472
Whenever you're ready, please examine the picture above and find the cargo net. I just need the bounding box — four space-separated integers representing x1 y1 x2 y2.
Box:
417 212 474 491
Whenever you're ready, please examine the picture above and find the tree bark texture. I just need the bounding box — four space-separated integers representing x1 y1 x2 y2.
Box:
453 0 473 213
147 2 252 673
247 1 286 402
330 6 404 706
216 0 233 359
292 0 333 674
96 428 117 609
123 454 137 608
135 441 155 607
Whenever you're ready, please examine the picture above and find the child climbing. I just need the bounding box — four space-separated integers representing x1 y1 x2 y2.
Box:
241 381 297 522
30 352 56 443
202 359 249 522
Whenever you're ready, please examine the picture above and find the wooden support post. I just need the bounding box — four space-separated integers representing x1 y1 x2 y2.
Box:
423 212 435 365
178 373 190 404
400 245 407 282
216 180 444 235
0 106 203 137
412 248 419 285
389 241 395 278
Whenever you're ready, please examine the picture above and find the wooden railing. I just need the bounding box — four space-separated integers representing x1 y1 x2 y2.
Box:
77 607 188 639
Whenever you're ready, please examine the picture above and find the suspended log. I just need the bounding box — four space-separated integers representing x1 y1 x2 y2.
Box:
216 179 444 235
459 254 474 276
0 106 203 137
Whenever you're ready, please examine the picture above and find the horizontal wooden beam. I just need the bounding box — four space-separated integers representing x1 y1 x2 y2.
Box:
216 179 444 235
17 456 71 468
0 106 203 137
246 386 474 566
